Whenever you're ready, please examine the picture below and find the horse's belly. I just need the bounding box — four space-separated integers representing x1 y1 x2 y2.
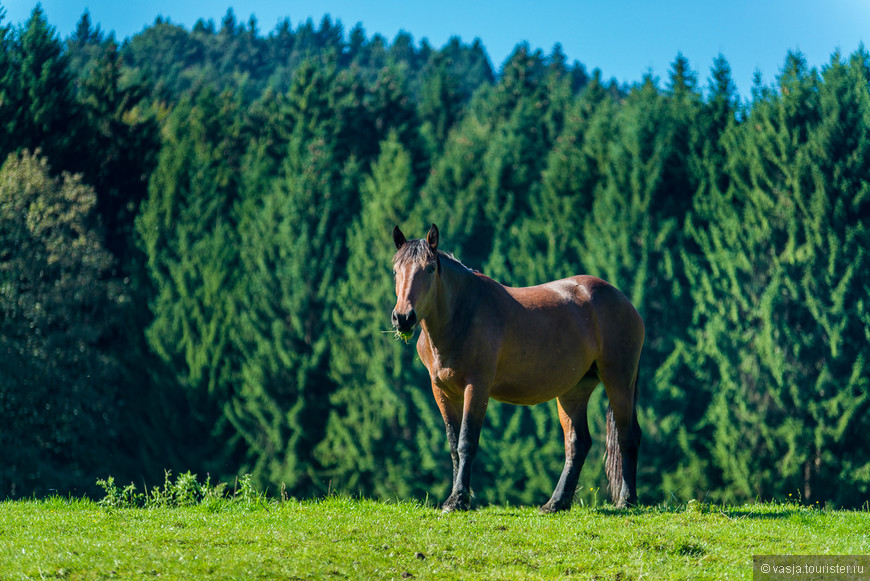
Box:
489 359 593 405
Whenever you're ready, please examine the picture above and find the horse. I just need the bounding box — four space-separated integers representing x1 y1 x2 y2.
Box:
391 224 645 512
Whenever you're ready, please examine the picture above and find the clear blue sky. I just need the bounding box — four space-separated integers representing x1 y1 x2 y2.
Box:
3 0 868 99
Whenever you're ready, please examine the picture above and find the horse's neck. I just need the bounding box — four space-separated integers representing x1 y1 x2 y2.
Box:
426 260 489 342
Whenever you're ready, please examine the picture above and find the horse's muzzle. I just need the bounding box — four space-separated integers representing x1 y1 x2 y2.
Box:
392 309 417 333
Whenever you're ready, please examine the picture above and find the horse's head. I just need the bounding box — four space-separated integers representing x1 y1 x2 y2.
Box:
391 224 440 340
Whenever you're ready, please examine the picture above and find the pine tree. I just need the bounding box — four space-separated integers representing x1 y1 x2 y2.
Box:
230 62 363 494
0 6 15 156
505 72 613 285
319 133 446 498
0 6 85 172
481 45 570 283
418 52 463 156
135 88 249 481
79 40 159 264
421 45 566 277
652 54 742 499
684 50 870 505
66 10 106 79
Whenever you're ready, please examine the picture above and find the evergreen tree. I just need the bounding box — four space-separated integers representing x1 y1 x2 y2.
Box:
651 54 742 498
361 63 423 165
683 50 870 505
438 36 494 104
121 18 207 96
231 62 363 494
79 40 159 264
0 6 14 154
66 10 106 80
506 71 613 285
135 88 249 479
418 51 463 156
319 133 446 499
0 6 85 173
421 45 566 274
581 62 705 501
482 45 570 283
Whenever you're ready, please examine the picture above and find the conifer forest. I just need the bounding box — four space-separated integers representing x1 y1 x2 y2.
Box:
1 5 868 507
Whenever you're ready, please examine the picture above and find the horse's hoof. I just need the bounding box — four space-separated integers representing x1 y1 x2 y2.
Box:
441 502 469 513
441 494 470 513
539 501 570 514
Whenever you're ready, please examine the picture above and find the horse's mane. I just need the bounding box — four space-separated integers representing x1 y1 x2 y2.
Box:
393 239 476 274
392 239 437 267
440 250 477 273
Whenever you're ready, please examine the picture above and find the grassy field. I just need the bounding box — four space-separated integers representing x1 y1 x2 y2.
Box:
1 491 869 580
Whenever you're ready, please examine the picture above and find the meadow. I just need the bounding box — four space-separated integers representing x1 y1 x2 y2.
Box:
1 484 868 580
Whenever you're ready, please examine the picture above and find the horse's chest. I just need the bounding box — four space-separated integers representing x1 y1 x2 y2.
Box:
425 353 479 395
418 329 497 393
432 366 461 389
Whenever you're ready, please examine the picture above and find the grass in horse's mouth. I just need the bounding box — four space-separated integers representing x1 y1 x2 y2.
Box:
383 328 414 343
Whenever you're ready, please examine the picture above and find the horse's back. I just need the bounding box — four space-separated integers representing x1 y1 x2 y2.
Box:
508 275 638 323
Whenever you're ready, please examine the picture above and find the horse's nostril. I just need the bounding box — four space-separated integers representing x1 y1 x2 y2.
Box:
393 309 417 331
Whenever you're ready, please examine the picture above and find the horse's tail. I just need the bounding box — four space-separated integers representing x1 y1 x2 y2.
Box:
605 372 639 505
605 404 622 504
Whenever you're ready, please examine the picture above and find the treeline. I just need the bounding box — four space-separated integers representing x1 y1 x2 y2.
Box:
1 5 868 507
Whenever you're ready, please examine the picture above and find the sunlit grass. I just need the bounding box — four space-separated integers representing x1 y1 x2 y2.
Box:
1 492 868 580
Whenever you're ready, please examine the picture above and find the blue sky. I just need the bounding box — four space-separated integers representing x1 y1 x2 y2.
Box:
3 0 868 99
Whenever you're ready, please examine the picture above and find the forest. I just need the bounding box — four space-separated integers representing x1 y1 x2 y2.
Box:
1 4 868 508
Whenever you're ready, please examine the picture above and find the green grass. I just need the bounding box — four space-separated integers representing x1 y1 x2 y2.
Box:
1 494 868 580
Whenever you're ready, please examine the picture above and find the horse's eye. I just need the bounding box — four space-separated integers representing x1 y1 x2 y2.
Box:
426 264 436 274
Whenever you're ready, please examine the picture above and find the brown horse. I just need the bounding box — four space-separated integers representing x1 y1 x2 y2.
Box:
391 224 644 512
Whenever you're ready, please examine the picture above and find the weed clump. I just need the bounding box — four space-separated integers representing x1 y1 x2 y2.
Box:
96 471 265 509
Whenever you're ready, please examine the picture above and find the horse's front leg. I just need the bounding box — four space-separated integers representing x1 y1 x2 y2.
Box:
442 383 489 512
432 383 462 497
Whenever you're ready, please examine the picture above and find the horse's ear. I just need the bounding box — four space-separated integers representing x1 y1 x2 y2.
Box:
393 225 407 250
426 223 439 251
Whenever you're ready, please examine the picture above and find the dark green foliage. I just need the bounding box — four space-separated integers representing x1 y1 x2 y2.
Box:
321 133 446 499
1 7 868 507
136 87 247 397
78 40 159 264
0 152 123 496
120 11 493 105
682 50 870 506
0 6 85 172
229 60 370 494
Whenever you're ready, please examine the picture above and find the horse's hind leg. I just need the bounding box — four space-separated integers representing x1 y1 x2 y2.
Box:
599 364 641 508
540 376 598 513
